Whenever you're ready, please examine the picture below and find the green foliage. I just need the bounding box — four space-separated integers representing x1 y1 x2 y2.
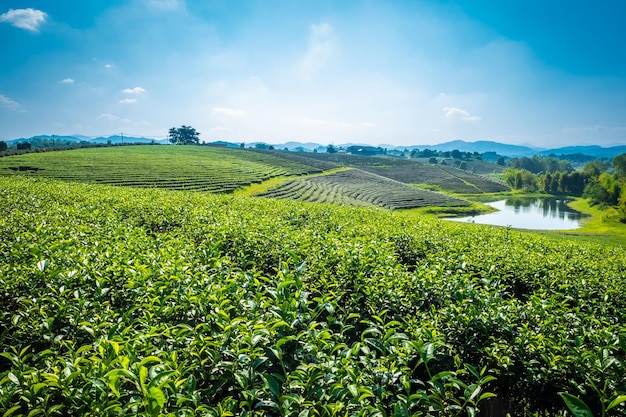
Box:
503 168 537 191
0 141 7 152
583 160 608 178
538 170 591 195
509 155 572 174
168 125 200 145
1 177 625 416
613 153 626 177
583 173 622 206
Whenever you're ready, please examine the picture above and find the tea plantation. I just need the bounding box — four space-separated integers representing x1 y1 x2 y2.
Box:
0 146 325 193
1 176 624 416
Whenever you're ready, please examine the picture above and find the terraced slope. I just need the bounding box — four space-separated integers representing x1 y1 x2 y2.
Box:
0 146 325 193
294 153 509 194
254 168 469 209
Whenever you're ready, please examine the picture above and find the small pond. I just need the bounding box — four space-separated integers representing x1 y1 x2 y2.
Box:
446 197 588 230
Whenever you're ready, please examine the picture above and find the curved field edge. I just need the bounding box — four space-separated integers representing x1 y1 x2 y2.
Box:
1 177 625 416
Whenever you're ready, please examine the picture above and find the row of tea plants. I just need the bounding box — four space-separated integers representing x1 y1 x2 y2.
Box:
0 146 325 193
1 177 625 416
254 169 467 209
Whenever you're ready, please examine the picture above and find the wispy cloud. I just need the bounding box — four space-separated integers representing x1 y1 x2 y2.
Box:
0 94 20 110
212 107 248 118
60 78 75 84
362 122 377 128
97 113 120 121
120 98 138 104
299 22 336 79
0 8 47 32
443 106 481 121
121 86 146 94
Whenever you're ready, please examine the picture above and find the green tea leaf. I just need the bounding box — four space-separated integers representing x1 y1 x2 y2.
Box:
2 405 22 417
607 395 626 411
559 393 593 417
261 373 281 398
148 386 166 408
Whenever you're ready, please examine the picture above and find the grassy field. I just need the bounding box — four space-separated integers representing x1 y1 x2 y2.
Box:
1 176 625 416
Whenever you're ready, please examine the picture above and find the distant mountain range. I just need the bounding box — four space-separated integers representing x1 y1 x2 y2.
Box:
5 135 625 158
6 134 170 146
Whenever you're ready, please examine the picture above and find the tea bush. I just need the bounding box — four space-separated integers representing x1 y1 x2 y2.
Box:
0 177 624 416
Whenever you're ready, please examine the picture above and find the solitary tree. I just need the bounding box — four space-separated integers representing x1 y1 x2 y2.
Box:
0 141 7 152
168 125 200 145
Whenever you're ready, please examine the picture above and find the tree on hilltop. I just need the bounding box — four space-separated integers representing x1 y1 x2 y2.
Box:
168 125 200 145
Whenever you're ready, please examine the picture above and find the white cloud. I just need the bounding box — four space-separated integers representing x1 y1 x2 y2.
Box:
121 86 146 94
97 113 120 121
443 106 481 121
212 107 248 118
120 98 138 104
104 64 113 69
362 122 377 128
60 78 75 84
0 8 47 32
299 22 336 78
0 94 20 110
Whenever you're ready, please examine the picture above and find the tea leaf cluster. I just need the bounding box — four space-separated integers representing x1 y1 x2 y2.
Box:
1 177 624 416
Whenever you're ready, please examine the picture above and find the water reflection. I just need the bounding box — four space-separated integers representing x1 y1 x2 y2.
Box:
447 197 587 230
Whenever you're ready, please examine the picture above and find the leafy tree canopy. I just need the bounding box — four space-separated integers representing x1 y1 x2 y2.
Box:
612 153 626 177
168 125 200 145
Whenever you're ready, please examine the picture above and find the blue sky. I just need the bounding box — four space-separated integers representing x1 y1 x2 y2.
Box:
1 0 625 147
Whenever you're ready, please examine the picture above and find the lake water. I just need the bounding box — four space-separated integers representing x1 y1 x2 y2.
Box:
447 197 587 230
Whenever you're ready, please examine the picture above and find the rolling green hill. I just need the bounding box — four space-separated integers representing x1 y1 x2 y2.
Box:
0 146 325 193
280 152 509 194
0 145 509 209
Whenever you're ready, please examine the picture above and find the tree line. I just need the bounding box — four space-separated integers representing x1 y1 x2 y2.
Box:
503 154 626 222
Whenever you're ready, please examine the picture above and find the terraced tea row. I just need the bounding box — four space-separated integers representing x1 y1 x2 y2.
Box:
294 153 509 194
0 146 324 193
255 169 469 209
362 164 509 194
